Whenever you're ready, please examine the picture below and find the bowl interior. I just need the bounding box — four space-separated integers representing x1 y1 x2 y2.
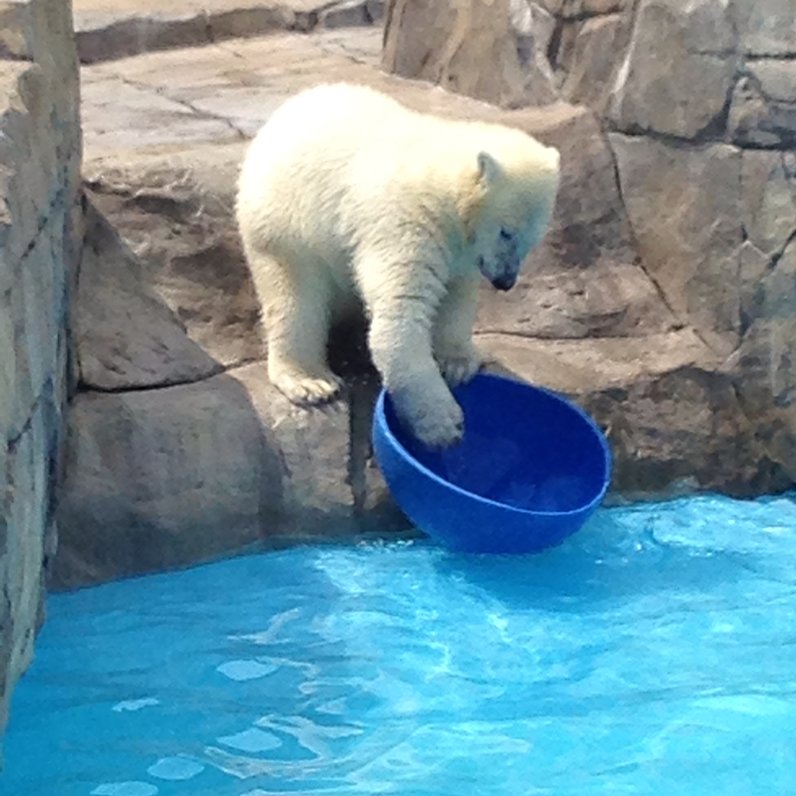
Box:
382 375 610 515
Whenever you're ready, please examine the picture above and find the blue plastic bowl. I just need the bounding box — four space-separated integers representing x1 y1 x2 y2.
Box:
372 372 612 554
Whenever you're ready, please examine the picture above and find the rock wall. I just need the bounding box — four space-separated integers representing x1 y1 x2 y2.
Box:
49 2 794 590
73 0 385 64
0 0 82 737
56 144 405 590
384 0 796 494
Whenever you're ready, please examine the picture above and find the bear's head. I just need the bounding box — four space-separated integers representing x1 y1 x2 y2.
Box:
465 139 560 292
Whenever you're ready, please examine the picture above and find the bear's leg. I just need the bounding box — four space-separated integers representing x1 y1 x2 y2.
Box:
367 290 465 449
250 251 343 405
433 275 486 387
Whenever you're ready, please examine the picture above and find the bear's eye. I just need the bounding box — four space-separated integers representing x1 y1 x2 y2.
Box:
499 228 513 241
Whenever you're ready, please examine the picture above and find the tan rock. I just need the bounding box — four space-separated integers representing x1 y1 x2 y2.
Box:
518 101 636 277
475 262 674 339
84 142 261 369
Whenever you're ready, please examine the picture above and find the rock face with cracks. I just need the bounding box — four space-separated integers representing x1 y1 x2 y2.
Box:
383 0 796 493
0 0 82 739
53 6 796 590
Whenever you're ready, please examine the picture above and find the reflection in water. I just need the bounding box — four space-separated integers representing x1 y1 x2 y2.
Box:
3 495 796 795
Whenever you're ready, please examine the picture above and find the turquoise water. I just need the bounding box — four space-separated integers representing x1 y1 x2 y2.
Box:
3 494 796 795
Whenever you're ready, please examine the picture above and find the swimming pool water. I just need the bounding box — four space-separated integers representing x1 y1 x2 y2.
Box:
3 494 796 795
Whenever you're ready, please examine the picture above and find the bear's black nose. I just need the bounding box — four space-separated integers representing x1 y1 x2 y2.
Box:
491 274 516 291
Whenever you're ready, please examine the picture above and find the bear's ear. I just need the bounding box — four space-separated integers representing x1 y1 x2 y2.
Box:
477 151 500 184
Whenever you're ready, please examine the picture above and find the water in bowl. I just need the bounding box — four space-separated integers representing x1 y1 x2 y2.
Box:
3 494 796 795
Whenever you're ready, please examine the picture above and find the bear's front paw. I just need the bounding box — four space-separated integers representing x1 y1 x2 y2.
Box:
408 394 465 449
436 344 485 388
272 369 344 406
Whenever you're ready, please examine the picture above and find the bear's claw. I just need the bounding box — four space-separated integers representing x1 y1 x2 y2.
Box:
404 393 465 449
437 345 485 388
274 372 344 406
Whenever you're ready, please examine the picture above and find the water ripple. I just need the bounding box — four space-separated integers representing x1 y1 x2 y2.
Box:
2 493 796 795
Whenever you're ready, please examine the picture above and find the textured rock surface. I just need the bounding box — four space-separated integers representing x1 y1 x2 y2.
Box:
60 2 796 594
606 0 738 139
383 0 796 497
55 363 402 589
481 332 782 499
73 0 384 63
729 67 796 149
610 135 744 351
0 0 82 738
76 204 222 389
383 0 558 107
61 192 405 589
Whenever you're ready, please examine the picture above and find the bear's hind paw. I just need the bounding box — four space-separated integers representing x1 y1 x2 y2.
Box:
274 371 344 406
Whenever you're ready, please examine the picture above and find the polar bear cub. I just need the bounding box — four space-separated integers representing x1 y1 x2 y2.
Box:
236 83 560 448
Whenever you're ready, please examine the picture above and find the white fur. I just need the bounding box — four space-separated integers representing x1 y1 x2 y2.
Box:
236 83 560 447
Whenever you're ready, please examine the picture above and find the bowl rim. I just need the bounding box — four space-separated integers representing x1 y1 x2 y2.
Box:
374 372 613 519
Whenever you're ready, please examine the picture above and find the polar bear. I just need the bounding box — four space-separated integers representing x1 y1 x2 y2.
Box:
236 83 560 448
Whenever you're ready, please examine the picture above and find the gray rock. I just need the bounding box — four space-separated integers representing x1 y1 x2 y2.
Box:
538 0 625 15
748 60 796 105
1 0 81 741
480 330 786 499
320 0 377 29
728 240 796 483
75 202 222 390
733 0 796 57
741 151 796 259
729 73 796 149
739 241 771 330
84 142 262 370
607 0 738 139
558 12 631 115
610 134 743 352
382 0 559 108
54 363 404 589
73 0 383 64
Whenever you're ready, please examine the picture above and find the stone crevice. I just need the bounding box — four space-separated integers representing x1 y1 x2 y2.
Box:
5 181 71 266
746 52 796 62
117 75 247 140
76 357 248 395
770 228 796 271
602 130 685 329
604 116 796 152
